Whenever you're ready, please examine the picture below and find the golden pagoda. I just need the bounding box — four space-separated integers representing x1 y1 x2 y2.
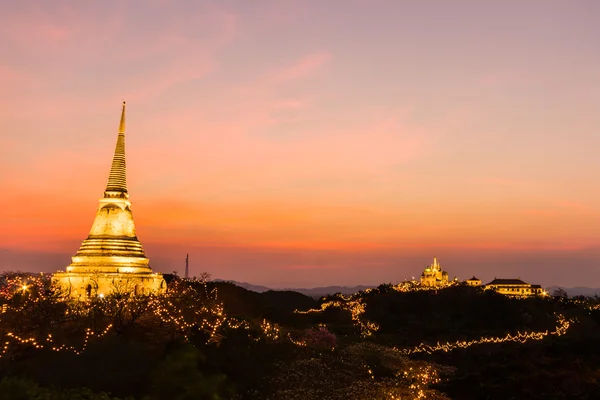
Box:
420 257 449 287
53 102 166 298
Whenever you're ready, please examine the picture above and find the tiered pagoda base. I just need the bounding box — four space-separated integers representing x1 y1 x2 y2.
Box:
53 270 165 298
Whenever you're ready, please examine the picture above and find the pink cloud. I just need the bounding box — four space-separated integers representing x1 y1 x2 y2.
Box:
476 69 520 87
272 98 307 109
0 64 24 82
0 2 240 117
122 6 237 61
0 2 119 52
268 51 333 84
38 23 71 41
126 58 217 103
114 7 237 101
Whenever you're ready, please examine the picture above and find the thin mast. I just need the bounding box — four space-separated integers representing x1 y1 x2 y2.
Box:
185 254 189 279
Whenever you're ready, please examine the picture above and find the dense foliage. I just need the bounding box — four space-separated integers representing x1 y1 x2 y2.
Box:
1 272 599 399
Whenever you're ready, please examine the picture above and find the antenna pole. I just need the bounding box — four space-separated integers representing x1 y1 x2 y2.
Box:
185 254 189 279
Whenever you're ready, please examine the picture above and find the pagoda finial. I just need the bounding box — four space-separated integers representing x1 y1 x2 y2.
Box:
119 101 126 133
105 101 128 195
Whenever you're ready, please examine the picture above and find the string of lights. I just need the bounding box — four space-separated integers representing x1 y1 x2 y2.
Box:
397 313 573 355
2 324 113 358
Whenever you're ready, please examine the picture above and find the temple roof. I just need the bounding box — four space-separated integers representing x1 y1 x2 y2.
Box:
485 278 528 285
105 101 128 194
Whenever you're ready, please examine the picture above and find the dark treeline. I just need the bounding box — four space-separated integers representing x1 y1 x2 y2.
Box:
1 272 599 399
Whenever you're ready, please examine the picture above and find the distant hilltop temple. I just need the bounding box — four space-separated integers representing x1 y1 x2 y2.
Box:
416 256 545 297
420 257 449 287
53 102 166 298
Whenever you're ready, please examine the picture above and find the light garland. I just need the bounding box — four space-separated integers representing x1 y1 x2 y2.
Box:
397 313 572 355
286 332 307 347
296 299 379 337
2 324 113 358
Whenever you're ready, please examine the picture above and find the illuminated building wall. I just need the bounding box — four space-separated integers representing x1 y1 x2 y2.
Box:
465 276 482 286
483 278 544 297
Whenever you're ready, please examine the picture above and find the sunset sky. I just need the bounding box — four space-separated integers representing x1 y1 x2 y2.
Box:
1 0 600 288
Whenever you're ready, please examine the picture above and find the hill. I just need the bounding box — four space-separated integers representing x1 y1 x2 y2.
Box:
547 285 600 297
2 275 600 399
214 279 375 297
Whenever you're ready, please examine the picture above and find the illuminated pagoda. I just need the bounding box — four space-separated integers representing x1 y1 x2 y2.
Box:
420 257 449 287
53 102 166 298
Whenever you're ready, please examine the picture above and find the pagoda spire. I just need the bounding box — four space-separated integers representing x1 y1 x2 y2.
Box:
105 101 128 195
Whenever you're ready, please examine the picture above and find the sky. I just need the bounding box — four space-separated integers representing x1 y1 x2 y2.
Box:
1 0 600 288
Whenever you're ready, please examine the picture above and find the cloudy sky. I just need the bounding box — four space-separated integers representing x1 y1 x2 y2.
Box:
1 0 599 288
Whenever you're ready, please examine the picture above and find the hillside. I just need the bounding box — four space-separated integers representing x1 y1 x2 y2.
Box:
1 275 600 399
